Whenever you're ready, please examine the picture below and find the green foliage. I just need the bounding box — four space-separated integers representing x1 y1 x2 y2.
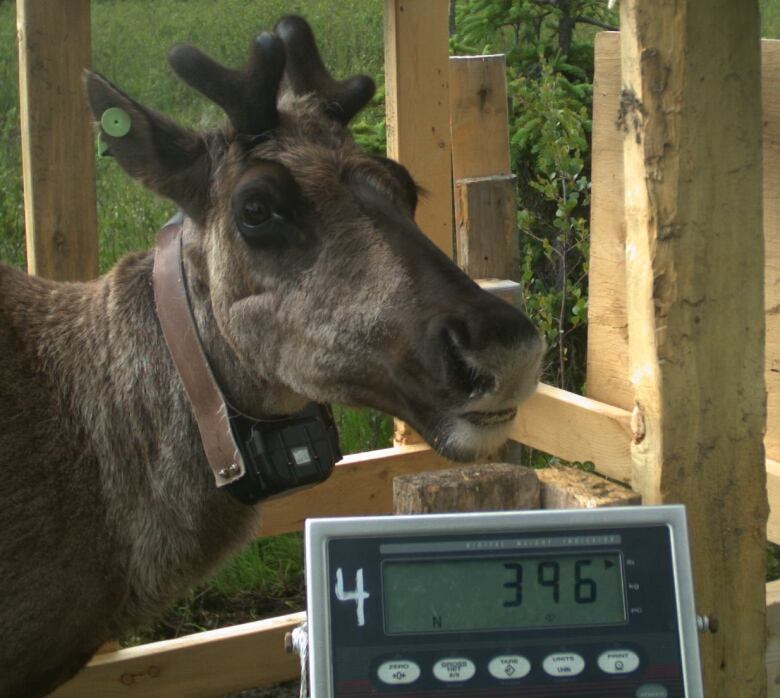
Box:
453 0 616 391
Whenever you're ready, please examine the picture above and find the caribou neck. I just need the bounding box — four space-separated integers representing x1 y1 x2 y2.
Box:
23 253 260 625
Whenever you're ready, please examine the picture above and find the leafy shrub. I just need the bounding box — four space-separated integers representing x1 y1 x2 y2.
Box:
452 0 616 391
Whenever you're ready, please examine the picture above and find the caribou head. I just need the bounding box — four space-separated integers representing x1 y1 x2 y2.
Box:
85 16 542 461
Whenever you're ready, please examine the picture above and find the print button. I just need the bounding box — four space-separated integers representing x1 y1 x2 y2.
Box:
598 649 640 674
488 654 531 680
433 657 476 682
377 660 420 685
542 652 585 677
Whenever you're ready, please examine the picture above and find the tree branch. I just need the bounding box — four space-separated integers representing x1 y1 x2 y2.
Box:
574 15 618 31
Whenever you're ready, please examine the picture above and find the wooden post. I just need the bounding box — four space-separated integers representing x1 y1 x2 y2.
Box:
384 0 452 256
455 174 515 279
17 0 98 281
385 0 452 446
449 55 511 181
449 54 517 278
620 2 767 695
393 463 541 514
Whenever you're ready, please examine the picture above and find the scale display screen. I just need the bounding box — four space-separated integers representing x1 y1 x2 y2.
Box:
383 552 625 633
305 506 703 698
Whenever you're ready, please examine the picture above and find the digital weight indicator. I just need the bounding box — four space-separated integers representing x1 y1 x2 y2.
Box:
305 506 703 697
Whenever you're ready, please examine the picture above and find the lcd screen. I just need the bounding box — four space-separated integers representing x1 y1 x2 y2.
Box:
383 553 625 633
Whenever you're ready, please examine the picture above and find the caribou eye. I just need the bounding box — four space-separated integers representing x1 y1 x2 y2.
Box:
231 161 303 248
240 198 271 228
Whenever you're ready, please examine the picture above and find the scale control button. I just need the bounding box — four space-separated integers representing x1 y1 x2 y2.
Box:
488 655 531 680
636 684 668 698
598 649 641 674
542 652 585 677
377 660 421 685
433 657 476 682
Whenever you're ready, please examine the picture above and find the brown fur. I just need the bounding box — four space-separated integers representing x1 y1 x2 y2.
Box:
0 18 542 696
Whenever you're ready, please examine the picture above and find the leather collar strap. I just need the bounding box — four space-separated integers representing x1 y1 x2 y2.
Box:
153 223 246 488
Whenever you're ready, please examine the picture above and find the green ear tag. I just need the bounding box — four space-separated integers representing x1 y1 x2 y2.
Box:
100 107 131 137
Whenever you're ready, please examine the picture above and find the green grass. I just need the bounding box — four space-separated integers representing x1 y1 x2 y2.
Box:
0 0 384 271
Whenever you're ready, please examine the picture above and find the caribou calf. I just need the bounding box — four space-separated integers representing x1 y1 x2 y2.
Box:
0 16 542 697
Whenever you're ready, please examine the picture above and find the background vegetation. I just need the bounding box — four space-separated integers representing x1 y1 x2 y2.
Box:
0 0 779 638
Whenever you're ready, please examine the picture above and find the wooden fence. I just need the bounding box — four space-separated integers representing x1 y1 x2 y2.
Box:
13 1 770 696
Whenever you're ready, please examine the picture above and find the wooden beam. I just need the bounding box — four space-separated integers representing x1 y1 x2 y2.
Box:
510 383 634 485
52 612 304 698
384 0 452 256
449 54 511 181
17 0 98 281
620 2 767 695
258 444 456 537
586 32 632 410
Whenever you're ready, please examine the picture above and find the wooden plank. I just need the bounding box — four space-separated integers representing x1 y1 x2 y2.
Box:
620 2 767 695
17 0 98 281
258 444 456 537
384 0 452 256
52 612 305 698
449 54 511 180
510 383 633 485
455 174 516 278
768 580 780 695
585 31 632 410
763 40 780 463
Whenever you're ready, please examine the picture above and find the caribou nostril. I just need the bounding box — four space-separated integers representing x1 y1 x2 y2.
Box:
440 323 497 398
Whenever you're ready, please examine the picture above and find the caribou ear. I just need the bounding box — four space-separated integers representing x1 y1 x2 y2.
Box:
85 71 211 222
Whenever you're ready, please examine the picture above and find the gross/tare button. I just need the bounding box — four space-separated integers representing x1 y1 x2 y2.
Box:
433 657 476 682
488 655 531 680
598 649 640 674
542 652 585 677
376 660 421 685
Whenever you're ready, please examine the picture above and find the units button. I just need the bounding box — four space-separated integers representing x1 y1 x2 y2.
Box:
542 652 585 677
598 649 640 674
433 657 476 682
488 655 531 680
376 660 421 685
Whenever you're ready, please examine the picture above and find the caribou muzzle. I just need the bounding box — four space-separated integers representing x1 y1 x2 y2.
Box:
412 291 544 460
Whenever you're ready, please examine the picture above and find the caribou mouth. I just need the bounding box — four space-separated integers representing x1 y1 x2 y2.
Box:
460 407 518 427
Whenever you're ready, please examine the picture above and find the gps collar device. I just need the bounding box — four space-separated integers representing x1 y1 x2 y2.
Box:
152 218 340 506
